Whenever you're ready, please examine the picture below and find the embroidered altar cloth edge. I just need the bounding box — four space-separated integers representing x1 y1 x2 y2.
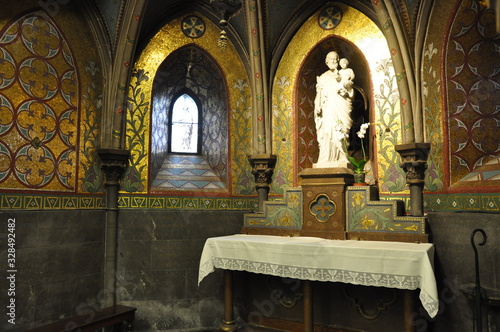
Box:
198 234 438 318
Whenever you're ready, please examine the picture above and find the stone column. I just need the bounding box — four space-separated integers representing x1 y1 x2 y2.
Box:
245 0 270 154
248 154 277 211
371 0 418 143
395 143 430 216
98 148 130 306
244 0 276 204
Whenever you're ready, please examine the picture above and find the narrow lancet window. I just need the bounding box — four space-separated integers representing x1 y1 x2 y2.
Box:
170 93 199 153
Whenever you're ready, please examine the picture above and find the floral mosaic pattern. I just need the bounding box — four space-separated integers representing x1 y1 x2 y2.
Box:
346 186 426 234
0 11 78 191
422 43 444 191
122 69 148 193
231 79 254 195
80 62 104 193
244 188 302 228
373 59 406 192
271 76 293 194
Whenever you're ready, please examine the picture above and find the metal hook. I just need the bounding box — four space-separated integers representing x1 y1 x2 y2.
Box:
471 228 487 250
470 228 487 332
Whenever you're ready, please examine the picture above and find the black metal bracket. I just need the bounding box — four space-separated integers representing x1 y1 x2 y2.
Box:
471 228 487 332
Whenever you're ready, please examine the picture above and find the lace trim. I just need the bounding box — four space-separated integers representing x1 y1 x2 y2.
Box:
199 257 438 317
214 257 422 287
199 259 216 283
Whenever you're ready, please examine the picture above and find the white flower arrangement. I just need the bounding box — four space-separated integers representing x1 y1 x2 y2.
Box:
339 122 371 174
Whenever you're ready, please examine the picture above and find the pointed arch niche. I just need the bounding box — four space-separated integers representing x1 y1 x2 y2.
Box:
271 3 404 194
296 37 371 172
150 45 229 194
125 13 250 196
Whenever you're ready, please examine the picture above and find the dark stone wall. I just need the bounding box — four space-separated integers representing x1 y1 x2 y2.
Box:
1 209 497 331
427 212 500 332
116 209 245 331
0 210 105 332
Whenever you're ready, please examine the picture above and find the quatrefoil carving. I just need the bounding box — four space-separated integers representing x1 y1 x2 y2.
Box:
309 193 336 222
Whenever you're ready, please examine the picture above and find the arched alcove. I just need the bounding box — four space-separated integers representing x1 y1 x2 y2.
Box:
149 45 229 193
295 36 371 172
271 3 400 194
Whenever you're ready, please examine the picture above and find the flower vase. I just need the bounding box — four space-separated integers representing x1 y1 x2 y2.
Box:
353 173 366 186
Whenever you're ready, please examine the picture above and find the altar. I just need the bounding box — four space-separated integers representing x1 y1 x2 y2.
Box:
199 161 434 331
198 234 439 331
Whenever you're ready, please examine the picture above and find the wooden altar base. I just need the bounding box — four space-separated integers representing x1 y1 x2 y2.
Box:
298 167 353 239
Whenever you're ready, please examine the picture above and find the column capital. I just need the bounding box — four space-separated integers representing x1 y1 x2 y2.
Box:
395 143 431 216
97 148 130 186
248 154 277 188
395 143 431 184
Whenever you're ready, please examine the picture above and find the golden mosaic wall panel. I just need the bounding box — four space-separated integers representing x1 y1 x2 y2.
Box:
272 3 404 195
0 2 103 194
125 13 251 196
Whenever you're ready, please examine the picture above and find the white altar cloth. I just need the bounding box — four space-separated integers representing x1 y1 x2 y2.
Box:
198 234 438 318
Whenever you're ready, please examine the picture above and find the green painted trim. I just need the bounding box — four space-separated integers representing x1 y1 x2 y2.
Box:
381 193 500 213
0 193 258 211
424 193 500 212
2 192 497 212
118 195 258 210
0 193 105 210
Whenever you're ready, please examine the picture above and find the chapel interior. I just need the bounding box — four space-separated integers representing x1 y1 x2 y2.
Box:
0 0 499 331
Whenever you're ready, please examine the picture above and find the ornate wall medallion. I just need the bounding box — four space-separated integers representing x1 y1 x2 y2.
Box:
181 15 206 38
318 6 342 30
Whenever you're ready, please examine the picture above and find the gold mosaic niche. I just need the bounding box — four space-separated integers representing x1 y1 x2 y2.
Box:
273 3 403 193
127 13 250 195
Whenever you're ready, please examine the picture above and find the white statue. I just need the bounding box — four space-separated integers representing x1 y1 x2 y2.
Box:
338 57 355 100
313 51 354 168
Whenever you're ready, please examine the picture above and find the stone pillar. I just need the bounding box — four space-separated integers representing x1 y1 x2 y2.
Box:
248 154 277 212
245 0 270 154
395 143 430 217
98 148 130 307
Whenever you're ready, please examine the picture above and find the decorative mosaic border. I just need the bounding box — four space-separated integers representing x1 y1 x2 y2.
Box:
381 193 500 213
0 193 258 211
424 193 500 212
118 195 258 210
2 192 497 212
1 193 105 210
